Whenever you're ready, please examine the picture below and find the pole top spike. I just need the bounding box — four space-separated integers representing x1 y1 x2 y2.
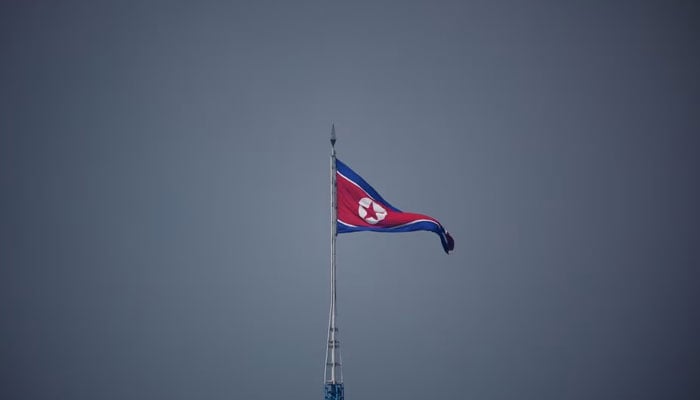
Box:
330 124 336 147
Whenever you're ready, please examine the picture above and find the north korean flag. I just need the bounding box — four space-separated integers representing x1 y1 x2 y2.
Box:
336 159 454 254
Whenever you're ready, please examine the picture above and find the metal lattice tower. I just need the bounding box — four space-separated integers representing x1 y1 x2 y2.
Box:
324 124 344 400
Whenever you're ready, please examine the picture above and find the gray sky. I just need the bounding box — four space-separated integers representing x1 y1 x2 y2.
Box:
1 1 699 399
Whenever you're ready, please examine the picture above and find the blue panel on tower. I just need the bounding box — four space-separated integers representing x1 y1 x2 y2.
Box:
324 383 344 400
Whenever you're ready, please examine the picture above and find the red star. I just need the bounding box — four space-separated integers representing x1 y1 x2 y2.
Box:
362 201 378 220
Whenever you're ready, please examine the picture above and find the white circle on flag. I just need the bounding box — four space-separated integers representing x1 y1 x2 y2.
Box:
358 197 387 224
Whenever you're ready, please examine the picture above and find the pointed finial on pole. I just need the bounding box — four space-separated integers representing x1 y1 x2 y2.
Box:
330 123 336 147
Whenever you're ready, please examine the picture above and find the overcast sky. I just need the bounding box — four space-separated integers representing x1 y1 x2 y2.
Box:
1 1 699 399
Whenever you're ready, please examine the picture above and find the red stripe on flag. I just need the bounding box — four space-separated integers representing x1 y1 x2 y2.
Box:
337 172 440 229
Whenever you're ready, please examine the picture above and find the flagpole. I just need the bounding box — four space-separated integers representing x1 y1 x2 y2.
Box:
330 124 337 383
324 124 344 400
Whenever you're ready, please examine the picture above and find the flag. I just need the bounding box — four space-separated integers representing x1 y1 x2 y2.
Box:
336 159 455 253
